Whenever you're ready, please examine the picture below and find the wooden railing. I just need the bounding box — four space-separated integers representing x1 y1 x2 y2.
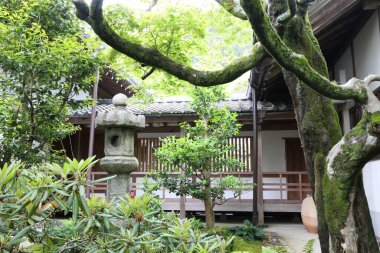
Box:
88 170 312 207
129 171 254 200
135 137 253 172
262 171 312 204
89 171 108 196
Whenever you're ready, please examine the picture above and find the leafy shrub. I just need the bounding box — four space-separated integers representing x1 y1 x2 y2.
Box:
303 239 315 253
269 246 290 253
0 158 234 252
228 220 265 241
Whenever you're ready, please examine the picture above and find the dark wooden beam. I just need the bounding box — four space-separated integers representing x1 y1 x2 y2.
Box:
363 0 380 10
328 10 373 67
69 117 91 125
310 0 362 36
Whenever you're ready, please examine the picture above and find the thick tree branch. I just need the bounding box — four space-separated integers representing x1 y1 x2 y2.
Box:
72 0 267 86
147 0 158 11
141 67 156 80
340 75 380 112
214 0 248 20
276 0 296 24
240 0 368 103
324 111 380 252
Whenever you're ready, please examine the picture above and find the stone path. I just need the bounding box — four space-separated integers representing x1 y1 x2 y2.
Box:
264 223 321 253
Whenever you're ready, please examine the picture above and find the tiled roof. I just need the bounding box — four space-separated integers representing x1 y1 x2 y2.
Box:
70 98 292 117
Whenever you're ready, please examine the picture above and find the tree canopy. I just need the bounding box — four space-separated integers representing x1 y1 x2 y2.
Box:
99 0 253 98
0 0 100 165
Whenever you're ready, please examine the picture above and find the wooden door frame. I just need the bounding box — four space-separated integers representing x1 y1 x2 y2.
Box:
284 137 307 201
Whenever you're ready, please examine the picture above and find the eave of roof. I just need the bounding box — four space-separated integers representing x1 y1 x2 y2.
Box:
70 98 292 118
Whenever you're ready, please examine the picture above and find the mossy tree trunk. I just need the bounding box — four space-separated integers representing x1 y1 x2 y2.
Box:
283 72 340 253
242 0 380 252
278 9 341 253
324 112 380 252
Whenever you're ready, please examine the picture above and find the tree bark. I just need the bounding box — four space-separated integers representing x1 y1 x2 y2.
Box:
204 183 215 229
324 112 380 253
252 2 379 252
272 4 338 251
283 71 338 253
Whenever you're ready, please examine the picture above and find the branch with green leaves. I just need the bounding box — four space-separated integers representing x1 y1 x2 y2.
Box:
239 0 379 105
72 0 267 86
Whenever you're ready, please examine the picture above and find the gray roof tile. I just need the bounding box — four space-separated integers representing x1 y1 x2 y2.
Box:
70 98 292 117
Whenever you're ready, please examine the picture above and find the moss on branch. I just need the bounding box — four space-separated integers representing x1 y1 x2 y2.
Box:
215 0 248 20
323 112 380 251
240 0 367 103
72 0 267 86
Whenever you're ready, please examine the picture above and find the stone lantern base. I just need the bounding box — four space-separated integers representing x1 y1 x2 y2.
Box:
100 156 138 200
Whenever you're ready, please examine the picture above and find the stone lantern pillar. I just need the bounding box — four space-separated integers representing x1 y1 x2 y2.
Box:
96 93 145 199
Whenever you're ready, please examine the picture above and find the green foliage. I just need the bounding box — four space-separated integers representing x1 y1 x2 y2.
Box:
228 220 265 241
153 87 249 228
0 157 108 252
232 236 262 253
101 1 252 99
302 239 315 253
0 0 100 166
269 246 290 253
0 158 234 252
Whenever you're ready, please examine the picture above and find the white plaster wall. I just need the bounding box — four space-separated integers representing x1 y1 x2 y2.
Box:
261 130 299 200
353 12 380 90
334 47 353 83
354 11 380 238
335 11 380 238
261 130 299 172
363 159 380 238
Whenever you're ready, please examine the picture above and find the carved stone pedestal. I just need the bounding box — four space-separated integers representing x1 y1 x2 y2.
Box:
96 93 145 199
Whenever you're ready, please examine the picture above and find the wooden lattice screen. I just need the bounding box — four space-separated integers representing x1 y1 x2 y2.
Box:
135 136 253 173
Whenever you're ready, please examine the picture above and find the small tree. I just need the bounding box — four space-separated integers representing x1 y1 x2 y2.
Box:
154 87 248 228
0 0 99 166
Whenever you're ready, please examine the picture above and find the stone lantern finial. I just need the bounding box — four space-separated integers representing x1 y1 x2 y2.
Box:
112 93 128 107
96 93 145 199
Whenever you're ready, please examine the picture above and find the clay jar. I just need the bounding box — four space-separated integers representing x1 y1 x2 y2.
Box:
301 194 318 233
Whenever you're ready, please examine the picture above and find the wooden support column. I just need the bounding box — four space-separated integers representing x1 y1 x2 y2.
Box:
179 128 186 219
77 130 82 160
251 86 258 225
257 125 264 225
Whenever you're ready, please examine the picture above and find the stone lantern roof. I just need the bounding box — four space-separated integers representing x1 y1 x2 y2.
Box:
96 93 145 129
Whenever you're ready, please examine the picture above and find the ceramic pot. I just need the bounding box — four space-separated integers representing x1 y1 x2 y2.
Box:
301 194 318 233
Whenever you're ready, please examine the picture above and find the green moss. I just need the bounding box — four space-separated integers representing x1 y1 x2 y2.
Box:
232 237 262 253
370 112 380 135
322 111 380 234
323 136 364 234
371 112 380 123
323 173 350 234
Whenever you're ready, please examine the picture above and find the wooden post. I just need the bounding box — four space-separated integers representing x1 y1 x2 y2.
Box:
86 68 100 197
251 85 258 225
76 131 82 160
257 125 264 225
179 128 186 219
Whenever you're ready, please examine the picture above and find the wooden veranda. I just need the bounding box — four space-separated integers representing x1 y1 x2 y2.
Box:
88 136 312 221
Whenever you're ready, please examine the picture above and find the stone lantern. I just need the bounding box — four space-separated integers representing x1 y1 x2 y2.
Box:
96 93 145 199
